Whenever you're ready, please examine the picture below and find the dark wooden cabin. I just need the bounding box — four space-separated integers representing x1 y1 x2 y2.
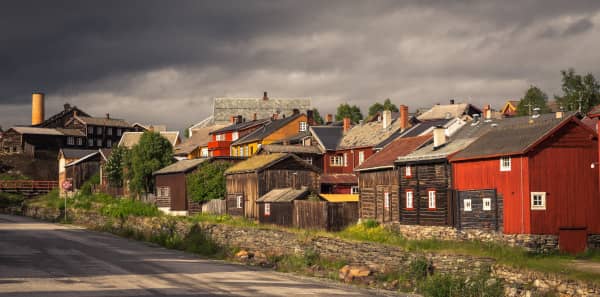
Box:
63 150 103 192
224 153 320 218
257 187 310 226
355 134 431 223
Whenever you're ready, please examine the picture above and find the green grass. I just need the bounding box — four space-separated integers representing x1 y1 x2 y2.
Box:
99 198 160 219
187 213 259 228
418 272 504 297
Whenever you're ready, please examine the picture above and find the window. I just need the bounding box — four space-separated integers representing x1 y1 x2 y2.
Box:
97 127 103 134
428 190 436 209
96 139 102 147
464 199 472 211
384 192 390 209
483 198 492 211
107 139 112 148
405 166 412 178
264 203 271 216
116 128 122 136
330 155 344 167
299 121 308 132
87 126 93 134
236 195 243 208
406 190 414 209
358 151 365 165
351 186 360 194
216 134 225 141
107 128 113 136
201 148 209 158
232 131 239 141
500 157 511 171
343 153 348 167
67 136 74 145
157 186 170 198
304 157 313 165
76 138 83 146
244 146 249 156
531 192 546 210
88 138 93 147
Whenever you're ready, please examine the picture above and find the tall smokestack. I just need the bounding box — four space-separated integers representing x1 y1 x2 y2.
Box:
31 92 45 126
400 105 409 131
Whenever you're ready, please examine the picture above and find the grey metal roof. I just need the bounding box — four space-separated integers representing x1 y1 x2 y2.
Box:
76 116 131 128
231 113 302 145
11 127 63 136
153 159 207 175
257 187 309 203
452 113 579 160
258 144 322 154
61 148 99 159
213 97 311 125
209 119 270 134
310 126 344 151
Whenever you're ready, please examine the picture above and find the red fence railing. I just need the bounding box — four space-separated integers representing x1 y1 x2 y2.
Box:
0 180 59 192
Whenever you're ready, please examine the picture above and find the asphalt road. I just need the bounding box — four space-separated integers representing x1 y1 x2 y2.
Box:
0 214 388 297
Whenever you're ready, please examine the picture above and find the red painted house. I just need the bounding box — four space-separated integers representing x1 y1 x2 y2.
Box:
450 113 599 253
207 116 269 157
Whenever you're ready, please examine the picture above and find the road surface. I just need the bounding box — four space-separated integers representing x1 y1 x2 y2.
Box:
0 214 387 297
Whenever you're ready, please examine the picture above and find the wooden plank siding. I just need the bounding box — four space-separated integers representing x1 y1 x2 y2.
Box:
456 189 503 231
155 173 187 211
226 173 258 217
292 200 358 231
258 202 294 226
357 169 399 223
399 162 453 226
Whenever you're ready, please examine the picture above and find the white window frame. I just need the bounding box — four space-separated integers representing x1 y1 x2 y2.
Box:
244 146 249 156
428 190 436 209
232 131 239 141
216 134 225 141
405 166 412 177
304 157 313 165
406 190 414 209
483 198 492 211
358 151 365 165
299 121 308 132
531 192 546 210
384 192 390 209
464 199 472 211
157 186 170 198
330 155 344 167
236 195 243 209
500 157 512 172
76 137 83 146
264 203 271 216
351 186 360 194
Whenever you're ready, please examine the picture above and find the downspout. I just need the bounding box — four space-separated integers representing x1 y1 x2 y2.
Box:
520 157 524 234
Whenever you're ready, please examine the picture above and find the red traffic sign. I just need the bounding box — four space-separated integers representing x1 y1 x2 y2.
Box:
62 180 72 191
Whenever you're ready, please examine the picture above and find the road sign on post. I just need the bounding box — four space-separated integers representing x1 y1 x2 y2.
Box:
61 179 73 222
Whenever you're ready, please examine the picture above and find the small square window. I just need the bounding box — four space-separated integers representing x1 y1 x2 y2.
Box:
500 157 511 171
351 186 360 194
264 203 271 216
464 199 472 211
483 198 492 211
406 190 414 209
531 192 546 210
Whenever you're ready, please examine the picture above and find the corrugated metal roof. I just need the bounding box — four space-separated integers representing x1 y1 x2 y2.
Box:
257 187 309 202
319 194 359 202
210 119 270 134
60 148 99 159
153 159 206 175
213 97 311 124
355 134 432 171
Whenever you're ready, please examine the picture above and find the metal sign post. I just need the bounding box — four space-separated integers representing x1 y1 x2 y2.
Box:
61 179 73 222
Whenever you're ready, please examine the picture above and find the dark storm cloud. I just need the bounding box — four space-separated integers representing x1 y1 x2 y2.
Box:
1 0 600 131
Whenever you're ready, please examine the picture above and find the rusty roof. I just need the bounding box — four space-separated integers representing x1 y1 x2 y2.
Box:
355 134 432 172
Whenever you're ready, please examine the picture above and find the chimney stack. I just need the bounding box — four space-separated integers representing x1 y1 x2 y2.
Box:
230 116 236 124
106 113 110 119
400 105 409 131
343 117 351 133
292 108 300 115
306 109 315 125
433 126 447 148
382 110 392 129
31 92 45 126
326 114 333 124
263 91 269 101
272 113 278 120
483 104 492 120
63 103 71 111
450 99 455 105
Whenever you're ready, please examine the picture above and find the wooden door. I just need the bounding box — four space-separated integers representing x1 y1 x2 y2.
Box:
559 227 587 254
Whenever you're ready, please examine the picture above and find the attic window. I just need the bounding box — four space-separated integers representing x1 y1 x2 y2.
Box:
351 186 360 194
330 155 344 167
500 157 511 172
405 166 412 178
531 192 546 210
216 134 225 141
299 121 308 132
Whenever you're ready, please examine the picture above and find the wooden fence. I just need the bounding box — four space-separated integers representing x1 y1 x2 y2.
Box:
0 180 58 194
202 199 226 215
293 200 359 231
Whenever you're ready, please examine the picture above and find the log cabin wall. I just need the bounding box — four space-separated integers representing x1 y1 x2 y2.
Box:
226 172 258 218
358 169 399 223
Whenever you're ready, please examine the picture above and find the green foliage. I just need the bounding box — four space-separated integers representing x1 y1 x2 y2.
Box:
106 146 128 188
311 108 324 125
188 213 258 228
556 68 600 113
517 86 550 116
127 132 174 195
0 173 30 180
186 161 231 202
0 192 24 208
79 173 100 196
273 248 347 275
368 98 399 116
362 219 380 229
335 103 363 124
100 198 160 219
409 256 431 281
418 273 504 297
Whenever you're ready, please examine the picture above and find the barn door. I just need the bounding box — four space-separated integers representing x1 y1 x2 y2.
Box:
559 227 587 254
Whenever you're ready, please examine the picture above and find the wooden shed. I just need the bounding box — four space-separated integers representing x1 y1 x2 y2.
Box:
257 187 310 226
224 153 320 218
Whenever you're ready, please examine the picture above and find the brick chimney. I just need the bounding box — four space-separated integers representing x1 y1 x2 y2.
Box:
400 105 409 130
263 91 269 101
382 110 392 129
326 114 333 124
292 108 300 115
343 117 351 133
483 104 491 120
272 113 278 120
230 116 236 123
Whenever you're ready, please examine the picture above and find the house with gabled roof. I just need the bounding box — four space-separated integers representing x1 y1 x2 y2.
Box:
118 131 181 149
417 102 481 121
208 117 270 157
64 113 134 148
501 100 519 117
449 113 599 254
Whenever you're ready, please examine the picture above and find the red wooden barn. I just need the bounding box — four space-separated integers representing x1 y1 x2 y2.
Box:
450 113 599 253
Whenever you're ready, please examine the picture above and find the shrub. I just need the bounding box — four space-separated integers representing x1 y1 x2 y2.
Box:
418 273 504 297
100 198 160 219
186 161 231 202
362 219 380 228
409 256 431 281
0 192 24 208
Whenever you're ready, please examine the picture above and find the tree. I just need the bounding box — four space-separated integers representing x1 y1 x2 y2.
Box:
516 86 550 116
312 108 324 125
127 132 174 195
186 161 231 202
368 98 399 117
335 103 363 123
105 146 128 187
556 68 600 113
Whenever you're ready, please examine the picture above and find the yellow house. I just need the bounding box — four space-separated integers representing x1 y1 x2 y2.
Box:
230 113 308 157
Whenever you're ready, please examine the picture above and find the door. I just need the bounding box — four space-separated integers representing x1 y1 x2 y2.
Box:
376 186 392 223
559 227 587 254
226 193 244 216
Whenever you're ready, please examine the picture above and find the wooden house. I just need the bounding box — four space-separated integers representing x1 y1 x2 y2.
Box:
62 150 104 194
224 153 320 218
63 113 134 148
36 103 90 128
1 127 83 157
58 148 100 196
256 144 323 169
118 131 181 149
450 113 599 253
257 187 311 226
355 134 432 223
230 111 310 158
208 117 270 157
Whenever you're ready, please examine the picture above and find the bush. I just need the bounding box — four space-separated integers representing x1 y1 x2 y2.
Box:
409 256 431 281
418 273 504 297
187 161 231 202
100 198 160 219
362 219 380 229
0 192 24 208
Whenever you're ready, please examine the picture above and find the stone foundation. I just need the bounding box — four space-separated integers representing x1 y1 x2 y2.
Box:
386 223 559 254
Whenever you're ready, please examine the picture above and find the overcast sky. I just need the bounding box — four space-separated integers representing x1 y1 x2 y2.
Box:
1 0 599 132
